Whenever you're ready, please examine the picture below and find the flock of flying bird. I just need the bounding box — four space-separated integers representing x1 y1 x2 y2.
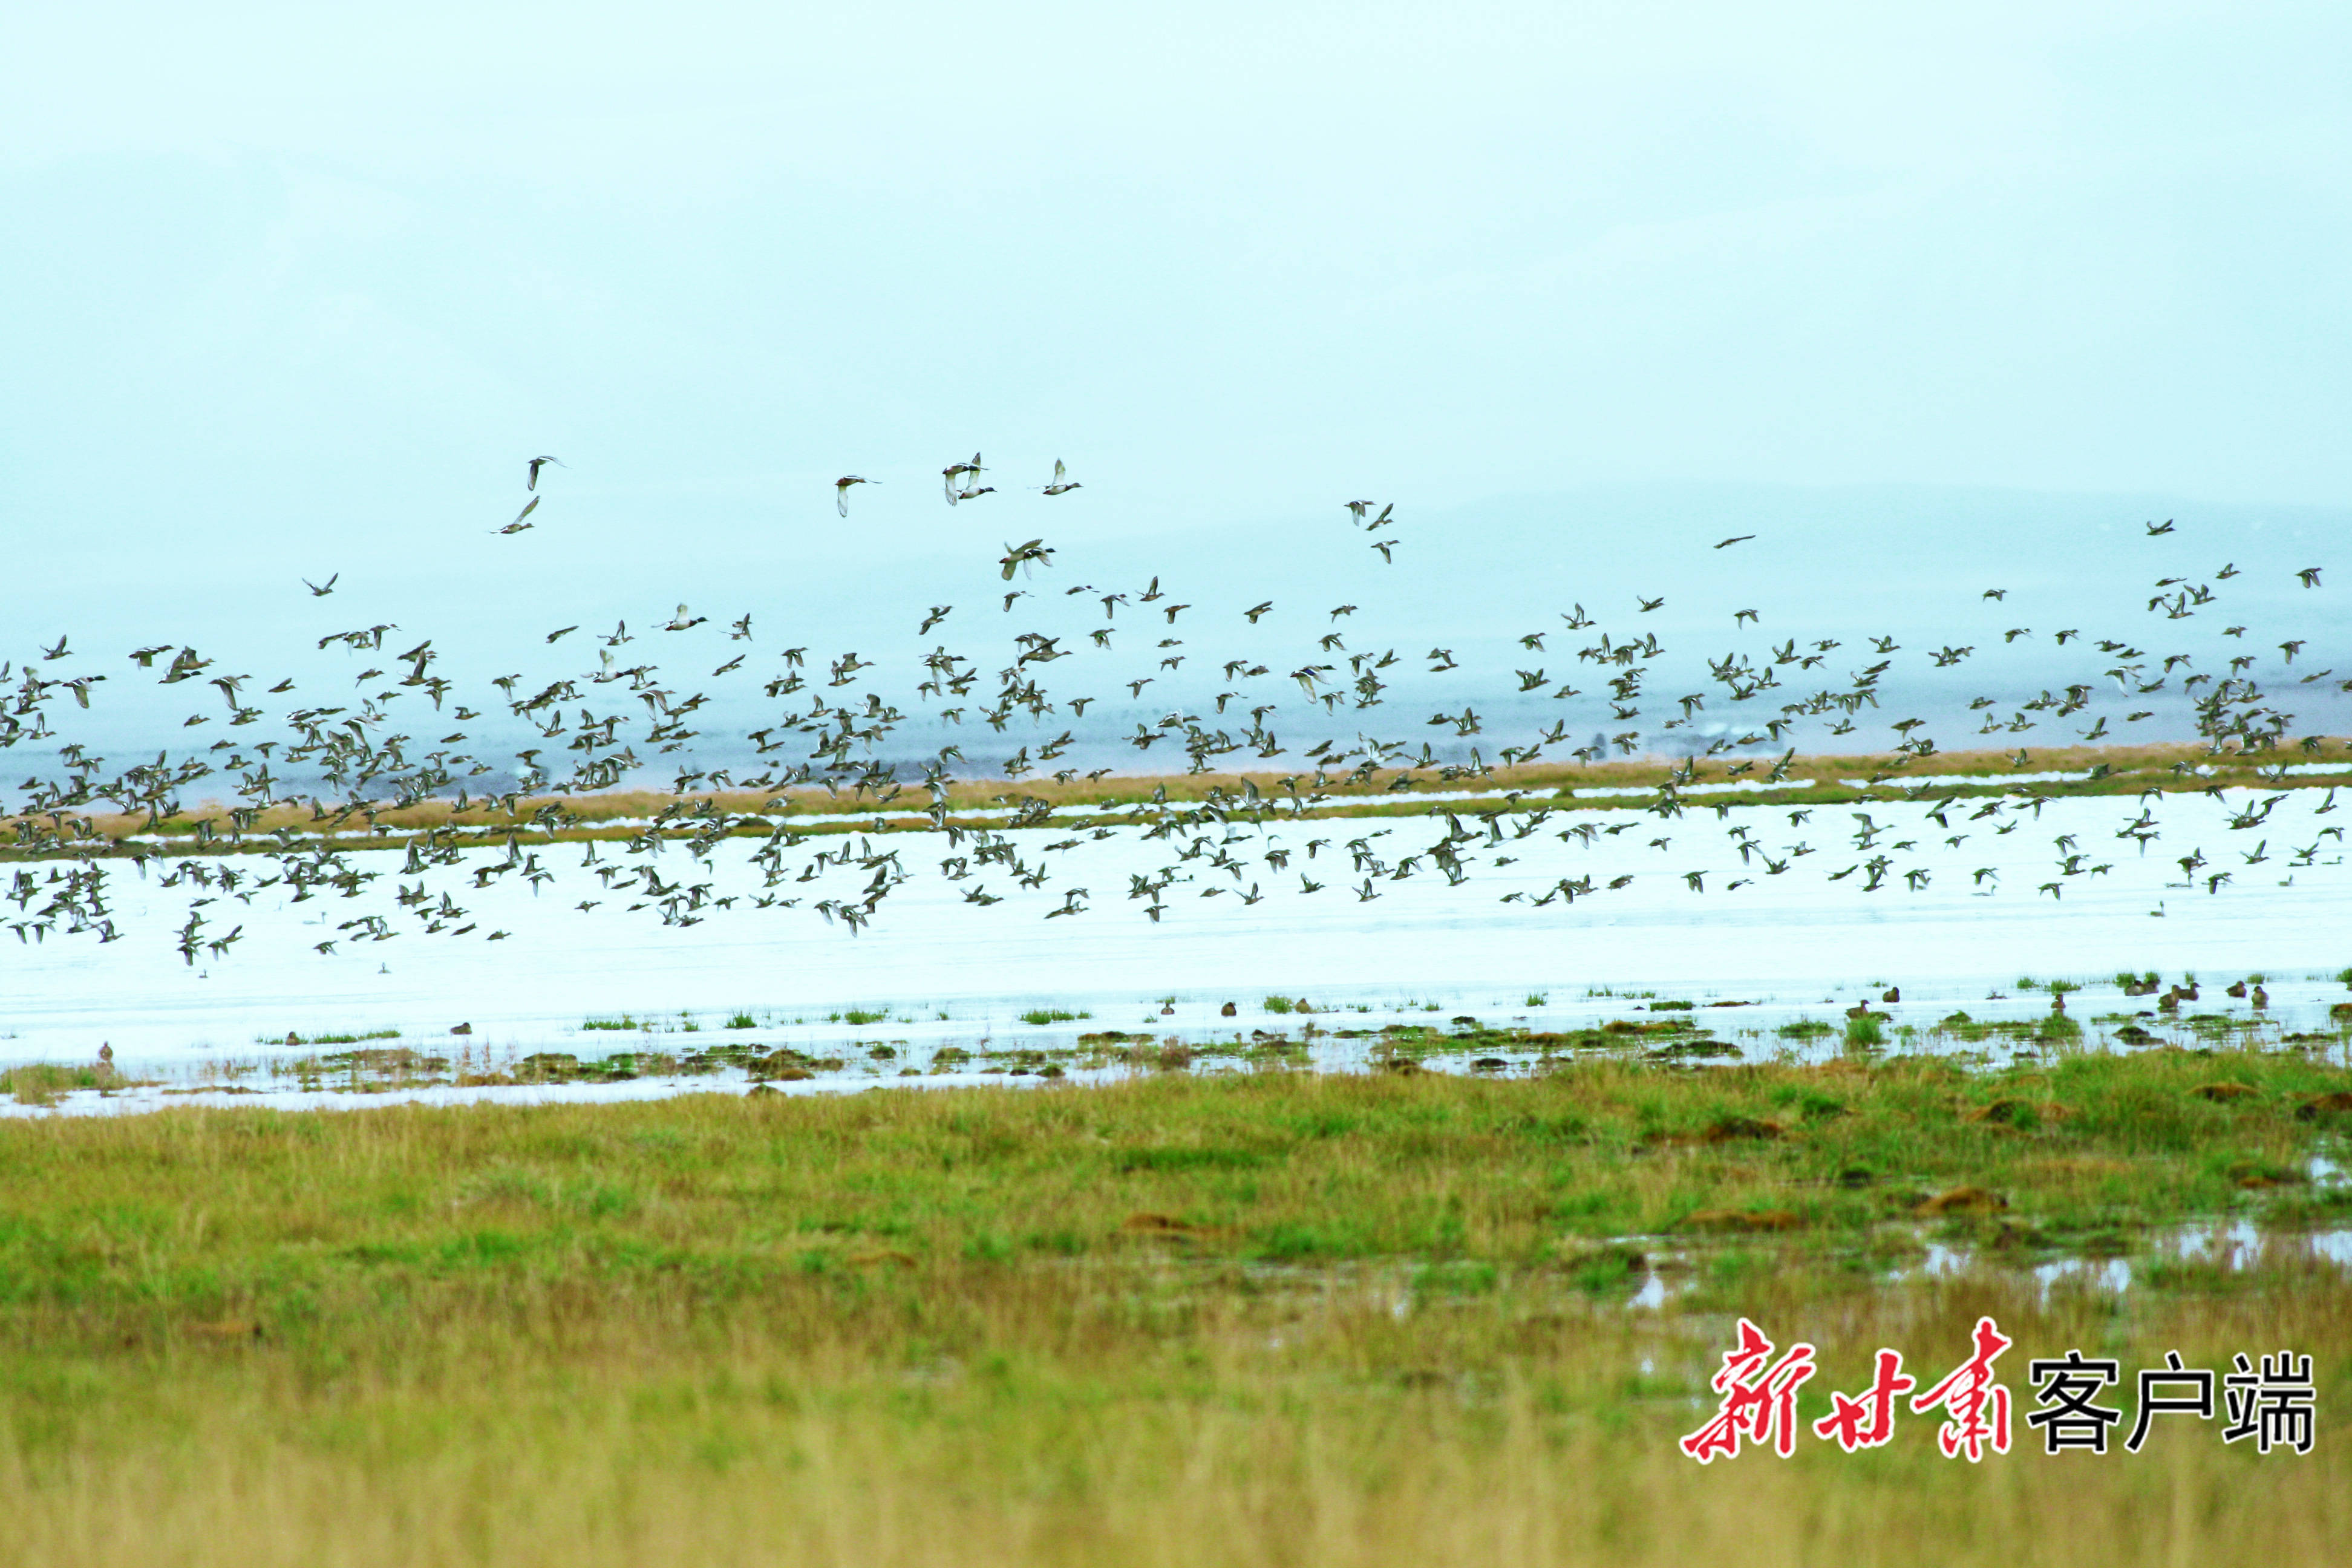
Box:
835 453 1082 518
0 456 2342 964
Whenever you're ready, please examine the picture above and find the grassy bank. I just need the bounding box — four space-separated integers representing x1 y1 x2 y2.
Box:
8 739 2351 859
2 1060 2348 1564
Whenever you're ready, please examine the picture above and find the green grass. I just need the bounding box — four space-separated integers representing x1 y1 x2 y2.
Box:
2039 1010 2085 1042
581 1014 647 1031
1016 1008 1089 1026
1 1062 113 1106
262 1028 400 1047
2 1060 2350 1564
1263 995 1298 1014
724 1012 759 1030
5 1050 2350 1294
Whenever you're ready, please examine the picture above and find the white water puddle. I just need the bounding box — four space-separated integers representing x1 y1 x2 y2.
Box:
1602 1218 2352 1314
1896 1221 2352 1301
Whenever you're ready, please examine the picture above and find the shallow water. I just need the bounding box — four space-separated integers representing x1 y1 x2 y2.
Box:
4 789 2349 1114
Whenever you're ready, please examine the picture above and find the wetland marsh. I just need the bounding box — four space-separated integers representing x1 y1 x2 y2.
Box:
1 1060 2347 1566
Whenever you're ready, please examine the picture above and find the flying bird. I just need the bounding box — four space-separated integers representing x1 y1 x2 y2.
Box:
302 573 339 596
1714 535 1754 549
2146 518 2175 535
2299 567 2323 588
497 497 540 534
1039 459 1081 496
942 453 983 502
999 538 1054 580
835 475 873 516
526 456 563 490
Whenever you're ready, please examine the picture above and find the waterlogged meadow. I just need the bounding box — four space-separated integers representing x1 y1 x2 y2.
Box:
1 1059 2348 1566
12 956 2352 1114
5 444 2351 1565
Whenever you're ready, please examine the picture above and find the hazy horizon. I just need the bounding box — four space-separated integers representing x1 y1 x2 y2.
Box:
7 2 2348 576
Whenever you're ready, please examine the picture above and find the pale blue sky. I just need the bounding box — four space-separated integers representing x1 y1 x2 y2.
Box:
4 0 2346 567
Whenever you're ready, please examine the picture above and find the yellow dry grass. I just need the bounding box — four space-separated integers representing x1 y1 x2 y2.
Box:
15 737 2350 854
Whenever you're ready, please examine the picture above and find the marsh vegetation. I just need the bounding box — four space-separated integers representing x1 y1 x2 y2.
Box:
1 1060 2347 1564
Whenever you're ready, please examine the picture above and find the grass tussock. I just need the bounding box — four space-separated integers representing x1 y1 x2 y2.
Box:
0 1062 116 1106
1 1063 2349 1565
